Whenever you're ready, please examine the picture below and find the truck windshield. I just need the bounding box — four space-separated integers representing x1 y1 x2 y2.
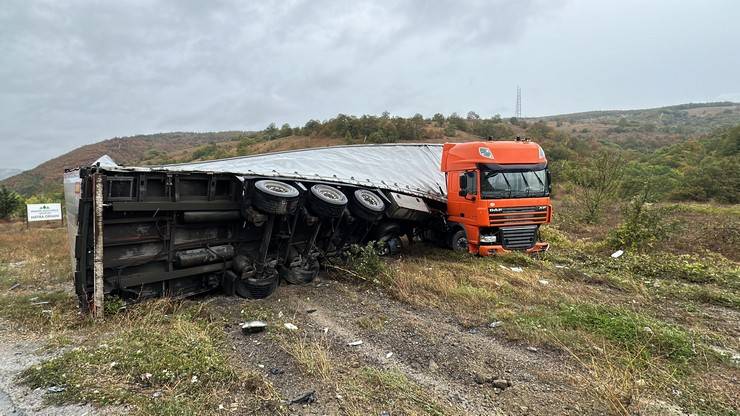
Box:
480 168 549 199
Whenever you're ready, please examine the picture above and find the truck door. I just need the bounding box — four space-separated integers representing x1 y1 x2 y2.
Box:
448 170 478 225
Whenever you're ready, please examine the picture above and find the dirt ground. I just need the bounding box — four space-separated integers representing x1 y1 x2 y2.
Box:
211 275 607 416
0 274 609 416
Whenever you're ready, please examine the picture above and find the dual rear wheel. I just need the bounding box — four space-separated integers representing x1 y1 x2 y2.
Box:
237 181 388 298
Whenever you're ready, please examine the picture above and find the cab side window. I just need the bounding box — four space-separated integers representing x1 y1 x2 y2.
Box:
458 171 477 196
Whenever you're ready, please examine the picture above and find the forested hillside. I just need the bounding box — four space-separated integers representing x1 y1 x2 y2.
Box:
2 102 739 207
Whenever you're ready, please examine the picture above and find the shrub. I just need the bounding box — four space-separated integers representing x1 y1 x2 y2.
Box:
0 186 21 219
607 195 678 251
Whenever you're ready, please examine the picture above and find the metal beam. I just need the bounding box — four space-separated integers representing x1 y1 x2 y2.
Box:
92 173 105 319
110 201 240 212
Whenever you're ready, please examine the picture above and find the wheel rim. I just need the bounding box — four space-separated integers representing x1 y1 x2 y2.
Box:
355 190 384 212
311 185 348 205
320 189 341 200
455 236 467 251
255 180 299 198
266 182 290 193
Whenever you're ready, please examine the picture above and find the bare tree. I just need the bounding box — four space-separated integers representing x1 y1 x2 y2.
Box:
571 152 625 223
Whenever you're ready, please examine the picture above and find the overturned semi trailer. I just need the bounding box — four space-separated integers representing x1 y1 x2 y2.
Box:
64 144 449 313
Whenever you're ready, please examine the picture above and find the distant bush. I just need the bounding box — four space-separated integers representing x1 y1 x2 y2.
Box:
0 186 21 219
607 193 678 251
190 143 229 161
567 152 625 223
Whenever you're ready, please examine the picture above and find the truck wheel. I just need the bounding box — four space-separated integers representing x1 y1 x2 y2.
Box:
308 184 348 218
235 273 279 299
450 229 468 252
253 180 300 215
350 189 385 222
280 260 320 284
379 234 402 256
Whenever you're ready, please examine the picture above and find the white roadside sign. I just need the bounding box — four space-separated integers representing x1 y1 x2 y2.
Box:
27 203 63 222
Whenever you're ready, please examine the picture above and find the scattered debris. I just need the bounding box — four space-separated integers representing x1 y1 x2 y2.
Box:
526 346 539 353
554 264 567 269
8 282 20 291
140 373 152 381
643 326 654 335
494 379 510 389
428 359 439 371
191 375 198 383
306 308 317 314
283 323 298 331
152 391 162 398
538 279 549 285
347 340 363 346
241 320 267 334
385 352 393 359
257 364 265 369
47 386 66 393
473 373 491 385
269 367 284 375
611 249 624 258
509 267 523 273
492 379 512 390
31 301 50 305
488 321 503 328
499 265 508 270
322 327 329 334
289 390 316 405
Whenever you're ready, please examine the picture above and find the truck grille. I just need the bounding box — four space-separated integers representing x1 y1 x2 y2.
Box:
500 225 538 250
489 206 548 227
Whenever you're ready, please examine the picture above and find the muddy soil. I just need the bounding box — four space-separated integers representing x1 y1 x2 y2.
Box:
213 275 608 416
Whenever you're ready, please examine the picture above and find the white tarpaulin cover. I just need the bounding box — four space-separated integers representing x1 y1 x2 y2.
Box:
96 144 448 201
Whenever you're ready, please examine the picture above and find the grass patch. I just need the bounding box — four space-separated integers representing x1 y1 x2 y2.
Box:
356 315 387 331
274 325 454 415
555 303 696 363
279 333 333 380
0 290 78 331
516 303 698 364
343 367 451 416
21 300 280 415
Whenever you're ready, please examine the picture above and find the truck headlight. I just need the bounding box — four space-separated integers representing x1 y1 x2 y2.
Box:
480 235 497 243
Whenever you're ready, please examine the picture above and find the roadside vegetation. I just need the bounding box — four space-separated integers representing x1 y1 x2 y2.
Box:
0 104 737 414
341 199 739 415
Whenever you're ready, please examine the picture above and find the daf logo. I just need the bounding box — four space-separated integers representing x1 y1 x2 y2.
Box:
478 147 493 159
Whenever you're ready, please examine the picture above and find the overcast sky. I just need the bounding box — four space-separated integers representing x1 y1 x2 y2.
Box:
1 0 739 170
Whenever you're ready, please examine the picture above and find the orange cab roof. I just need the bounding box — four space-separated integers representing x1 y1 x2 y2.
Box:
440 140 546 172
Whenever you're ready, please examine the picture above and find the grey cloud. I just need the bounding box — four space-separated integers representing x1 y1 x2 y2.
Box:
1 0 739 169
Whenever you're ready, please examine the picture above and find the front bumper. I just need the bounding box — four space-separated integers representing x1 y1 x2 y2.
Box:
476 241 549 256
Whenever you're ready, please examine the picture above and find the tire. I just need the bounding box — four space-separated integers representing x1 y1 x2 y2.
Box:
253 180 300 215
280 260 320 285
379 234 402 256
350 189 385 222
235 274 279 299
307 184 348 218
450 229 468 252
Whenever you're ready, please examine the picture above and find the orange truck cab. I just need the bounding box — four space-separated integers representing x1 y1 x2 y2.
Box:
440 139 552 255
